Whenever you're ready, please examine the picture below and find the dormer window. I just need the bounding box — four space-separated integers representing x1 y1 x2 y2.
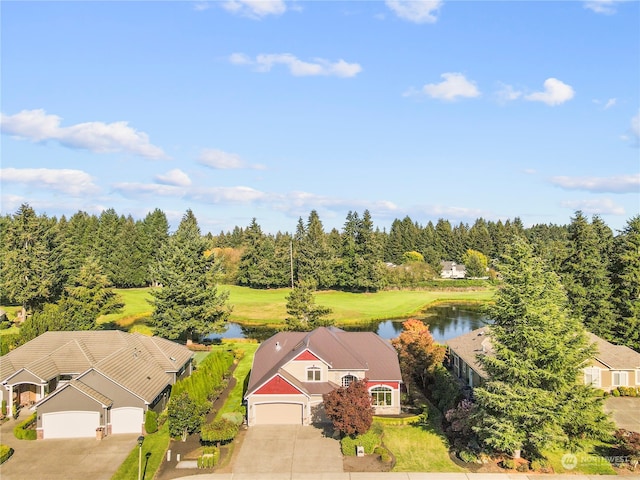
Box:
306 366 321 382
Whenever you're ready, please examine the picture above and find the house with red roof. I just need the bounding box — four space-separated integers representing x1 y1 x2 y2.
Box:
244 326 403 426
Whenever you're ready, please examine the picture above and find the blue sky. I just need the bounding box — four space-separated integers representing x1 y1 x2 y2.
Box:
1 0 639 235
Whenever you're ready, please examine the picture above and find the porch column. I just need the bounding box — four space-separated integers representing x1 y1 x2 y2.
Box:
7 384 13 416
38 383 45 402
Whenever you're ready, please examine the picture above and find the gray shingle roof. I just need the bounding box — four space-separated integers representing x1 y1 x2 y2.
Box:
246 327 402 397
587 333 640 370
445 326 492 378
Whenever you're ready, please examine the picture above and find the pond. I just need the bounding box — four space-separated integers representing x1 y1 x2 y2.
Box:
204 304 490 343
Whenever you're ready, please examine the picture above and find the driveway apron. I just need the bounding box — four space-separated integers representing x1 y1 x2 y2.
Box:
233 425 343 474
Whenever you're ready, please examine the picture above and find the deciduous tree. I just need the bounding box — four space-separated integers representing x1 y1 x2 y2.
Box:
323 378 374 436
391 318 445 391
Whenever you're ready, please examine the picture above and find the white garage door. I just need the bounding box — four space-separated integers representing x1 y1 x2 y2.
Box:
111 407 143 434
42 411 100 439
255 403 303 425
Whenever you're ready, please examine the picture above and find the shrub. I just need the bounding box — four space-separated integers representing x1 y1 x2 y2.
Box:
612 388 620 397
516 462 529 472
13 413 37 440
340 429 381 456
430 365 462 413
531 458 552 472
374 445 393 463
145 410 158 434
200 418 239 445
500 458 516 470
1 400 6 417
458 450 477 463
197 446 219 468
0 444 14 464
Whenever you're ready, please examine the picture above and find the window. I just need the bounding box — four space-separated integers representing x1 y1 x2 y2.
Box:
306 366 321 382
612 371 628 387
370 386 392 407
341 375 357 387
584 367 600 387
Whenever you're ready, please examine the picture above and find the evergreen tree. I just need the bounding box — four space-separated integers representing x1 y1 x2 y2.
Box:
237 218 273 288
139 208 170 286
352 210 385 292
610 215 640 351
295 210 335 289
110 216 147 287
561 211 615 339
60 256 124 330
284 281 333 331
473 238 612 458
462 249 489 278
150 210 230 342
0 204 61 318
59 211 99 285
95 209 125 285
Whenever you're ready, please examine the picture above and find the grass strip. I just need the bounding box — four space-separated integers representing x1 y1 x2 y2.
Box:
110 421 170 480
215 341 258 418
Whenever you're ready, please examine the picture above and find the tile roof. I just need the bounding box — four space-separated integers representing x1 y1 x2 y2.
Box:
246 327 402 397
1 331 193 403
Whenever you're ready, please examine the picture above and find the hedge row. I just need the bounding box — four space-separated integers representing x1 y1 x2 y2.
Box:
13 412 37 440
171 349 234 405
0 444 14 464
372 414 421 426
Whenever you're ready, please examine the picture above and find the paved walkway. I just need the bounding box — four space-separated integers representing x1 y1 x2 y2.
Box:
604 396 640 432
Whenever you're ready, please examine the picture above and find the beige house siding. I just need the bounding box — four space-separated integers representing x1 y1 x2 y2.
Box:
328 370 366 386
282 360 329 382
36 388 106 430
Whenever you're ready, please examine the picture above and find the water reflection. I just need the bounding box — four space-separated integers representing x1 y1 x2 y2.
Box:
204 304 490 343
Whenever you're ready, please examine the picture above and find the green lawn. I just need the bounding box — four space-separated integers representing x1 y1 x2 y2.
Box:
383 423 466 472
215 341 259 418
98 287 154 328
225 284 494 326
110 421 170 480
542 441 617 474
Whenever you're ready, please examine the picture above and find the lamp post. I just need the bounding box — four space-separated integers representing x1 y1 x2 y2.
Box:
137 435 145 480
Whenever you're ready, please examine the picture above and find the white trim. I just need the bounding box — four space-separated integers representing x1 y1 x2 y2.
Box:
584 367 601 388
369 385 393 407
612 371 628 387
306 366 322 382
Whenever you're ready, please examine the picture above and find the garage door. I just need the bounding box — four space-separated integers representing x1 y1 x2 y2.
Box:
42 411 99 439
111 407 143 434
255 403 303 425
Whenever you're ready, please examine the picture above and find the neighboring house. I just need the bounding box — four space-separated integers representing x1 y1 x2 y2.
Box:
441 261 466 279
0 331 193 439
244 326 403 426
445 327 640 392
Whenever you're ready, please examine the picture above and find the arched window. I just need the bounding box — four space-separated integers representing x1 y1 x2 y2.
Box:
370 386 392 406
341 375 357 387
306 366 321 382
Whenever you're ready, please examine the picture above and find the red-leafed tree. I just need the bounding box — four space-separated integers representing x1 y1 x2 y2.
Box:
391 318 446 391
323 378 374 436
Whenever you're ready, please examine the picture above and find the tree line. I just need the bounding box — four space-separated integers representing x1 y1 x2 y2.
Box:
0 204 638 352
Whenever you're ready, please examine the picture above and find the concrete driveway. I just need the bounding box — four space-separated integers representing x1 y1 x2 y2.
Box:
0 417 138 480
605 396 640 432
233 425 343 475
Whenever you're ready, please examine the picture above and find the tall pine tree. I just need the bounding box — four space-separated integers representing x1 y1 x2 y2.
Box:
150 210 230 342
473 237 612 459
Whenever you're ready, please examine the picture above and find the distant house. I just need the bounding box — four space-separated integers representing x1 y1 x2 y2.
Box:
0 331 193 439
441 261 466 279
445 327 640 392
244 326 403 426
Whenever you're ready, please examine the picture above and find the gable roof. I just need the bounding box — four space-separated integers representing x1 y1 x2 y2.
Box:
1 331 193 403
587 333 640 370
446 327 640 379
36 379 113 409
445 326 491 378
246 327 402 398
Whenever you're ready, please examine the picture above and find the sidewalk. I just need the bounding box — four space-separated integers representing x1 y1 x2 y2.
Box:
169 473 640 480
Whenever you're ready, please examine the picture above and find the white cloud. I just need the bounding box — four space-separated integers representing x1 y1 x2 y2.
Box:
604 98 617 109
0 168 99 196
113 182 185 197
550 174 639 193
524 78 575 106
193 2 210 11
198 149 246 169
385 0 442 23
1 109 167 159
560 198 625 215
155 169 192 187
229 53 362 78
189 186 267 204
584 0 624 15
420 73 480 101
495 83 523 103
222 0 286 18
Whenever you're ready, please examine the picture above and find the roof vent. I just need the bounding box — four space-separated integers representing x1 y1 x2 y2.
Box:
275 341 281 352
169 356 176 362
